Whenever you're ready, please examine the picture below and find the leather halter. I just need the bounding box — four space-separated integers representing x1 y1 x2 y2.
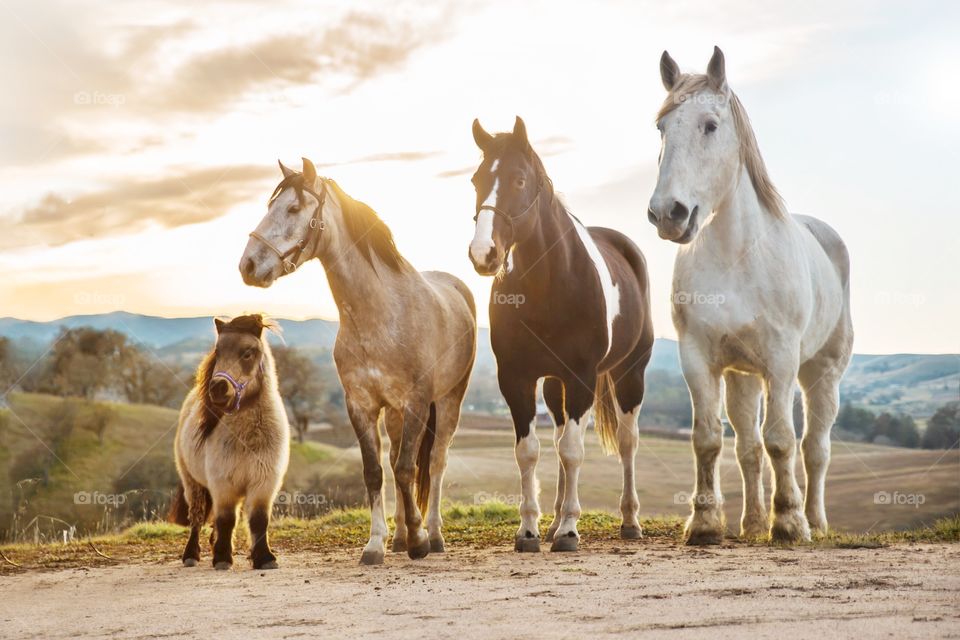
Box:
249 179 328 273
473 180 542 236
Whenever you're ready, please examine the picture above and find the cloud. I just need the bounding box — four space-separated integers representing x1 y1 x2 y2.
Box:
4 165 275 249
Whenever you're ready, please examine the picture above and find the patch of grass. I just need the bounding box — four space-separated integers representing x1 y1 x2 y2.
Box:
290 441 335 464
1 502 956 574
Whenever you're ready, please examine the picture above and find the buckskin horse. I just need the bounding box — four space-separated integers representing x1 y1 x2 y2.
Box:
468 117 654 552
240 159 477 564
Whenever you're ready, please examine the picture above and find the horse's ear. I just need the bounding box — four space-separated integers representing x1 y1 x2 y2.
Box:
512 116 529 148
472 119 494 152
279 160 295 178
214 318 226 334
660 50 681 91
706 46 726 91
301 157 317 186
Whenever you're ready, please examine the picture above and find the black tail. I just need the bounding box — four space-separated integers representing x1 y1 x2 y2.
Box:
415 403 437 518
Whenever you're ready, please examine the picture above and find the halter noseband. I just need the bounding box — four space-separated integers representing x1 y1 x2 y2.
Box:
211 359 264 415
249 178 328 273
473 179 543 236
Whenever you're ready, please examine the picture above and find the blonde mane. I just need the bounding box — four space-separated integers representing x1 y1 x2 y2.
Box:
657 74 787 218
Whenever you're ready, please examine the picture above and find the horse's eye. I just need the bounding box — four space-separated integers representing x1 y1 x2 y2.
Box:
705 121 718 134
515 177 526 190
242 349 255 360
288 204 300 214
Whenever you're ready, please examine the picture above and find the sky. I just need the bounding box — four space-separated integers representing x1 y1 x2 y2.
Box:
0 0 958 354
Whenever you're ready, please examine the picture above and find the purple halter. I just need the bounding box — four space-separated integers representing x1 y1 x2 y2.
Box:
211 360 264 415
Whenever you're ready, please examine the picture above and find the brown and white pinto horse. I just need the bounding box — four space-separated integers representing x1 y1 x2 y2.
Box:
468 117 654 552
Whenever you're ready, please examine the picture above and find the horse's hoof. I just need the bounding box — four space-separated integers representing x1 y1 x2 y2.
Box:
429 538 445 553
407 539 430 560
685 527 723 546
182 558 198 568
620 524 643 540
770 511 811 544
255 560 279 570
550 532 579 552
360 549 384 565
390 537 407 553
514 536 541 553
213 561 232 571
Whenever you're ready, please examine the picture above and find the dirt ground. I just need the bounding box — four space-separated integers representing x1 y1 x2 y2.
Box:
3 540 958 639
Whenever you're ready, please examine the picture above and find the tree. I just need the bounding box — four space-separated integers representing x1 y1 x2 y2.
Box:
119 348 187 408
873 412 920 448
45 327 133 399
272 346 327 443
922 401 960 449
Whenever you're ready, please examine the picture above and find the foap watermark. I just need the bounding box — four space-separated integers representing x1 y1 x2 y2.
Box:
74 491 126 506
674 491 721 507
474 490 522 506
672 291 726 307
874 491 926 508
275 491 327 507
74 291 125 307
73 91 126 108
492 292 526 308
673 92 728 107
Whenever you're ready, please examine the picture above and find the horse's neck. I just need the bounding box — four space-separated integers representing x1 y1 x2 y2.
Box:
509 198 573 286
697 165 781 266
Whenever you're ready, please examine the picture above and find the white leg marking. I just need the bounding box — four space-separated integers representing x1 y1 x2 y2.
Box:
363 492 388 558
555 416 585 538
568 214 620 357
616 406 641 530
515 421 541 538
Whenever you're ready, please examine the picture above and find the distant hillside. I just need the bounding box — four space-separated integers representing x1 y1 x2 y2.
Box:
1 312 956 418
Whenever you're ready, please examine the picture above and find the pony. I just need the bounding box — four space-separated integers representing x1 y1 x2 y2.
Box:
648 47 853 543
170 313 290 569
239 159 477 564
468 117 654 552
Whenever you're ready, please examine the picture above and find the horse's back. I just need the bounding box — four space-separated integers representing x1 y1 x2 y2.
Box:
421 270 477 320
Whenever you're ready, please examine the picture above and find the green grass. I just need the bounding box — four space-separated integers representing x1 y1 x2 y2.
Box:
1 502 956 574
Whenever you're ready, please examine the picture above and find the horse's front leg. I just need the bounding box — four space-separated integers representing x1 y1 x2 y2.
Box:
246 497 278 570
551 373 595 552
679 344 725 545
394 395 433 559
347 396 388 565
762 361 810 543
499 373 540 552
211 496 240 570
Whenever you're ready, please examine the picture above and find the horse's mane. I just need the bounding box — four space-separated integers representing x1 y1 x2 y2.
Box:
657 74 787 218
324 178 408 273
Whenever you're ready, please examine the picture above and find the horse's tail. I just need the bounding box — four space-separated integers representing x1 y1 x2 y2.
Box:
168 478 211 526
168 481 190 526
594 373 620 456
415 402 437 518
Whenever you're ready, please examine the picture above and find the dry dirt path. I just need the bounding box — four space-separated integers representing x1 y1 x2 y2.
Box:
2 540 958 639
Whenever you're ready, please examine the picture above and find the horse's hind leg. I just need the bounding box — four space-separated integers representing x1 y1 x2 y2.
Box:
384 408 407 553
395 394 433 559
347 396 388 565
552 371 597 552
542 377 566 543
610 343 652 540
426 382 467 552
798 348 848 534
723 371 767 538
181 478 210 567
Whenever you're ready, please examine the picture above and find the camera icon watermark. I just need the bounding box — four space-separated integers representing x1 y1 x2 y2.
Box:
73 91 126 108
873 491 925 508
674 491 720 506
74 491 126 506
73 291 125 307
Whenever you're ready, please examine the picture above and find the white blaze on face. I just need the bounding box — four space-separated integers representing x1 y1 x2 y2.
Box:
568 213 620 357
469 160 499 265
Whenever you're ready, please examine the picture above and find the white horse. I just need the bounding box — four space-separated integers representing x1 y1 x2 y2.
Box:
647 47 853 543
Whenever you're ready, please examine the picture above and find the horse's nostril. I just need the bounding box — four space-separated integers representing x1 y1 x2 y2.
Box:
647 208 658 224
211 379 228 398
485 247 497 265
242 258 256 277
669 201 689 222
